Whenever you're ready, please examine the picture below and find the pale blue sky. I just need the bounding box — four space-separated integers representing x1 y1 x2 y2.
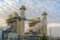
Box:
0 0 60 23
19 0 60 23
21 0 60 23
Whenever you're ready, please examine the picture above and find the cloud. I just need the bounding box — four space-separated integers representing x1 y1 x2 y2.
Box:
0 0 60 31
0 0 20 17
19 0 60 21
0 18 7 26
0 0 60 18
0 0 20 26
47 23 60 37
47 23 60 27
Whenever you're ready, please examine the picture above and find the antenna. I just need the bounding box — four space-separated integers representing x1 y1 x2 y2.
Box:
50 27 51 39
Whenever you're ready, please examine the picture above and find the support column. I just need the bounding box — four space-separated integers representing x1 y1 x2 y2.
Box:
41 12 47 36
19 5 26 36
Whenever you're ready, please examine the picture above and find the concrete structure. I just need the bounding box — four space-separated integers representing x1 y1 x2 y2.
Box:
8 33 18 40
24 32 40 40
41 12 47 35
6 5 47 40
28 12 47 36
19 5 26 36
6 5 26 40
28 17 40 27
6 12 19 33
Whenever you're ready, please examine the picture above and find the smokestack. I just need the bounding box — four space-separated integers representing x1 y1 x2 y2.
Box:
41 11 47 35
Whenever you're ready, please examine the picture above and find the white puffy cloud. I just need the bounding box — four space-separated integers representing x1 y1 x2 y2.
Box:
0 0 20 26
48 23 60 27
0 18 7 26
47 23 60 37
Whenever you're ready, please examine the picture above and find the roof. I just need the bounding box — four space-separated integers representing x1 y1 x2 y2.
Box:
20 5 26 10
42 12 47 15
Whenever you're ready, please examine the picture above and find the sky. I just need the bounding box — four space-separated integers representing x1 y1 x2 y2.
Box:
0 0 60 37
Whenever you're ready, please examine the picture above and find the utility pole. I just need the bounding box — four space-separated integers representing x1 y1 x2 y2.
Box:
50 27 51 40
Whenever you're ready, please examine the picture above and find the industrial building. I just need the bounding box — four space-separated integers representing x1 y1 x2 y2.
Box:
3 5 47 40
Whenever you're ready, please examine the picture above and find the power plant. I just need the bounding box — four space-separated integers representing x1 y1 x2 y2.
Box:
5 5 47 40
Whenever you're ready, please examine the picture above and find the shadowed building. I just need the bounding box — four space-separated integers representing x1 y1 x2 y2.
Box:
41 12 47 35
6 5 26 40
28 12 47 36
6 12 19 33
6 5 47 40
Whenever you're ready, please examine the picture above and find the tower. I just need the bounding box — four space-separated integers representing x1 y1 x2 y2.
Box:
6 6 26 39
41 12 47 36
19 5 26 36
